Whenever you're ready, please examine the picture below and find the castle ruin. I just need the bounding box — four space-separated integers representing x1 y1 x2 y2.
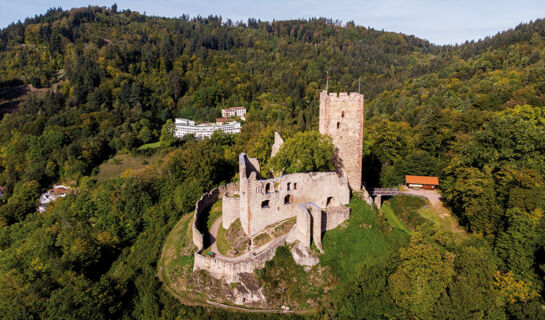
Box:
190 91 365 295
223 154 350 236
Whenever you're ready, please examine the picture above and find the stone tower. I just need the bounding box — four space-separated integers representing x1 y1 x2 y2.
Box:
319 91 364 191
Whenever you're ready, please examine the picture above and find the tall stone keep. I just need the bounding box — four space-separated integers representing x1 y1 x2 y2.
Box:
319 91 364 191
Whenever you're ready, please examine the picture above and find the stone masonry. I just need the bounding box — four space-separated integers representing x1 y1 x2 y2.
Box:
319 91 364 191
235 153 350 236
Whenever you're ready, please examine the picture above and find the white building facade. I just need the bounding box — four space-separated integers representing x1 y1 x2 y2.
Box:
174 118 241 139
221 107 246 119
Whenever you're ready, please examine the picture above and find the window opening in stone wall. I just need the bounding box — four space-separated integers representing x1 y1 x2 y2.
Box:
342 111 345 118
287 182 291 191
337 122 340 129
284 194 293 205
265 183 270 194
327 196 334 206
294 183 297 190
261 200 270 208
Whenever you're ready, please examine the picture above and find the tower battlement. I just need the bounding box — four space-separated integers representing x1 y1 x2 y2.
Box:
325 92 361 98
319 90 364 190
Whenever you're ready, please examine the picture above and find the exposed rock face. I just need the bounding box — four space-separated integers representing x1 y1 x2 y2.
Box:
232 273 267 305
225 219 250 255
188 270 267 307
270 132 284 158
290 242 319 266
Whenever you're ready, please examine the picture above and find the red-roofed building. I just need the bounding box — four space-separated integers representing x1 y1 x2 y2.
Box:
405 175 439 190
216 117 228 124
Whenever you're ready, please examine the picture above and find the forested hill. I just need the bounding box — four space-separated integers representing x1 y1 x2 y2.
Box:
1 5 545 319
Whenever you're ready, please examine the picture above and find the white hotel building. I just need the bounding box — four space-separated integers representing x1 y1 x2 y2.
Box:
174 118 241 139
221 107 246 119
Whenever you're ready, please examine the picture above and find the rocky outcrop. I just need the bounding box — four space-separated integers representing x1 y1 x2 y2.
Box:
290 242 319 267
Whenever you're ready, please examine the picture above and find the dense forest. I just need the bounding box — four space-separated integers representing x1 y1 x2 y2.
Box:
0 5 544 319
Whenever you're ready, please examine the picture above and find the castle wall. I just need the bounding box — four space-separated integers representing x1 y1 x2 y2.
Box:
308 204 323 251
294 206 312 247
324 205 350 231
319 91 364 191
240 171 350 236
193 235 290 283
270 132 284 158
222 192 240 229
192 182 239 252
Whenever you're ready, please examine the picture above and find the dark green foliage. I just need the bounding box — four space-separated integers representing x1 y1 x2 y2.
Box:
270 131 334 174
330 257 402 319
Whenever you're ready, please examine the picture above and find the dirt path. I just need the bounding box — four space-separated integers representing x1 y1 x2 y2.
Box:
209 216 221 254
206 300 298 314
400 187 466 235
401 188 448 217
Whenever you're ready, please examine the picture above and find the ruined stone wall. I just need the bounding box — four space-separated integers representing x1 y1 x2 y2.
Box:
270 132 284 158
192 182 239 252
193 236 288 283
324 206 350 231
293 206 312 247
241 171 350 236
309 204 323 251
319 91 364 191
222 191 240 229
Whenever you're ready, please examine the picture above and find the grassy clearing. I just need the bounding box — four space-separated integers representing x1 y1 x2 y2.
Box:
96 153 161 182
272 217 296 237
158 213 203 304
137 141 162 150
320 197 410 282
253 232 272 248
418 207 467 238
215 225 231 255
382 203 410 233
385 195 427 229
387 194 466 238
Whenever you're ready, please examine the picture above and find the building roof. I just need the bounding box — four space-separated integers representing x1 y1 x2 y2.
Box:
49 185 70 196
405 175 439 185
222 107 246 112
216 117 228 122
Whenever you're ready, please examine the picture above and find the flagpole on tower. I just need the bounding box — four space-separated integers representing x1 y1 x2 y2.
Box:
358 76 361 94
326 71 329 93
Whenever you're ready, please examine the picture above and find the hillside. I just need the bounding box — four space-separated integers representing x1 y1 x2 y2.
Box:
0 5 544 319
